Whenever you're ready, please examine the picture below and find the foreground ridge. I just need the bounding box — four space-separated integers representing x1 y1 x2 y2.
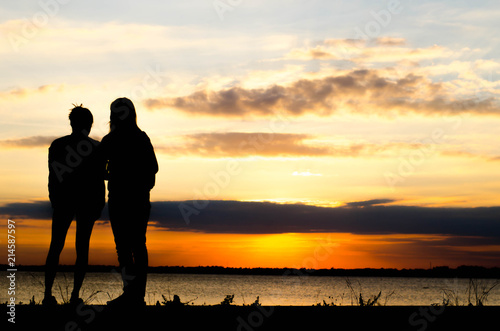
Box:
2 304 499 331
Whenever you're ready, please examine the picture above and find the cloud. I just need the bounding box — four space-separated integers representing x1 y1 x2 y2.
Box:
0 135 57 148
156 201 500 238
374 37 406 46
0 135 104 149
356 45 452 64
159 133 328 157
0 201 52 220
345 199 397 207
0 200 108 221
145 69 500 118
143 38 499 119
156 132 431 158
286 46 339 60
0 85 63 99
0 21 176 55
284 38 452 63
3 200 498 239
3 132 493 161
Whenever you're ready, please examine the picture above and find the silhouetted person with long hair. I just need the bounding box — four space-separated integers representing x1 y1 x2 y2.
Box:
100 97 158 307
44 105 105 306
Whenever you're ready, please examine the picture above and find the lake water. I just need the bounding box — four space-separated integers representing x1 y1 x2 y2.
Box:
2 272 499 306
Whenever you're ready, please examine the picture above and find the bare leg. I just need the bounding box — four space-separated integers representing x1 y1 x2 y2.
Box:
71 216 96 301
45 208 73 299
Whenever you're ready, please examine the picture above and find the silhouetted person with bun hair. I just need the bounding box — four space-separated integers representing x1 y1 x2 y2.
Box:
100 97 158 307
44 105 105 306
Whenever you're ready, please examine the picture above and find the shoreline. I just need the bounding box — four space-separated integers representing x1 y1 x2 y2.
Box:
3 304 500 330
3 264 500 278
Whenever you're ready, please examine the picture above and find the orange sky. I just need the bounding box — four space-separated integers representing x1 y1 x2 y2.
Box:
3 218 499 269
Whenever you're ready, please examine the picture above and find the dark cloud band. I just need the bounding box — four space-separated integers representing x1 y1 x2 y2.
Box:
2 200 499 238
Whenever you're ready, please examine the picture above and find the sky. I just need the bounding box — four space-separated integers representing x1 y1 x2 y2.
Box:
0 0 499 269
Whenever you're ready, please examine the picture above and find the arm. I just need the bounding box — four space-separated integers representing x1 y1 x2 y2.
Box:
48 144 55 202
144 134 159 190
95 135 110 181
48 141 66 206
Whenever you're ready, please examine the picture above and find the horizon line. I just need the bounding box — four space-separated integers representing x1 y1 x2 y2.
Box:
4 264 499 271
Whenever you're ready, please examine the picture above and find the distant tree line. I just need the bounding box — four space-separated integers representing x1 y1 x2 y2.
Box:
3 264 499 278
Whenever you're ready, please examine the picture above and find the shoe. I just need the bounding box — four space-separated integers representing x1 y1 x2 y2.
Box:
107 293 145 308
69 297 84 306
42 295 57 306
106 294 127 307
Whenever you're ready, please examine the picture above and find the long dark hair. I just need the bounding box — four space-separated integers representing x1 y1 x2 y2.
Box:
109 97 139 132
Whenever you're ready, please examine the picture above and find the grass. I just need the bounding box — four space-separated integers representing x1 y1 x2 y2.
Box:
14 273 499 307
26 272 105 305
468 278 499 306
158 291 198 306
313 278 396 306
219 294 235 306
442 278 500 306
156 294 262 307
345 278 395 306
248 296 262 307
